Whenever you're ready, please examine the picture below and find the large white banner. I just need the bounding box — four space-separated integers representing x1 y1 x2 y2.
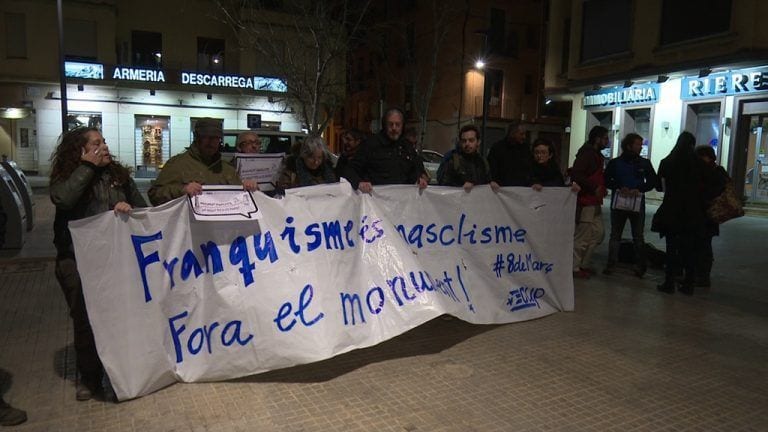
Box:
70 181 576 400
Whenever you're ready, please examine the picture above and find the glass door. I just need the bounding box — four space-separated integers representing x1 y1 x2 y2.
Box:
745 116 768 202
587 110 614 159
622 107 652 158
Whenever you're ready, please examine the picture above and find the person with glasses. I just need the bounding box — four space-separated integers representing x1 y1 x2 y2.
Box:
236 131 262 153
148 118 258 205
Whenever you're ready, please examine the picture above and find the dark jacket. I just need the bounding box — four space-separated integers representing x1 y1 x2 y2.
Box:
701 165 729 237
652 153 709 236
487 138 533 186
571 143 605 207
604 151 658 204
277 155 337 191
438 151 491 187
51 162 146 256
530 161 566 187
344 131 426 188
334 149 358 181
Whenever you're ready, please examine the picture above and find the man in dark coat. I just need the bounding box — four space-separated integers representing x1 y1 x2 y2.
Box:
344 108 428 193
487 120 533 187
438 125 497 192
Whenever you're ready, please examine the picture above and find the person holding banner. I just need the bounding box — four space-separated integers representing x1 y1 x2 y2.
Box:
148 118 258 205
438 124 497 192
335 128 364 179
488 120 533 187
277 135 337 190
529 138 580 192
603 133 657 277
236 131 262 153
345 108 428 193
49 127 147 400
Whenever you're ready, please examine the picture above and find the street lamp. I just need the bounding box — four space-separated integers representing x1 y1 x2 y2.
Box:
475 59 491 157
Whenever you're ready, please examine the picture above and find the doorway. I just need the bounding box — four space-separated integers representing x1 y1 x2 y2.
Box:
586 110 614 159
734 99 768 202
685 102 722 160
743 116 768 202
621 107 652 158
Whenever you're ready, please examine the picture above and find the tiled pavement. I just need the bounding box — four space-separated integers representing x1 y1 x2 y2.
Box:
1 192 766 431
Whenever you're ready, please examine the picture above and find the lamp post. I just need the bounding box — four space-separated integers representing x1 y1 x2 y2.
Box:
56 0 68 133
475 59 491 157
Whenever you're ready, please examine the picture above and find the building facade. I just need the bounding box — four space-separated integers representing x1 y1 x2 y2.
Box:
0 0 309 177
345 0 562 156
544 0 768 203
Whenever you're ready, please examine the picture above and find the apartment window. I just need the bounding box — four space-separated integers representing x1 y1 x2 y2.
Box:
132 31 163 68
487 69 503 99
5 13 27 59
560 18 570 74
506 29 519 57
405 23 415 60
660 0 731 45
197 37 225 72
526 25 539 49
64 19 98 61
489 8 506 54
580 0 631 61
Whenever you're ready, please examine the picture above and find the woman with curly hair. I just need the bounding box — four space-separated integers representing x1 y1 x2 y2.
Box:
49 127 146 401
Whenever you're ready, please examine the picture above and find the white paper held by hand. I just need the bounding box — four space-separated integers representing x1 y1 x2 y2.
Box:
189 185 261 221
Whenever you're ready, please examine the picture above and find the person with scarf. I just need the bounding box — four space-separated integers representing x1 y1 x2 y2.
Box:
277 135 337 190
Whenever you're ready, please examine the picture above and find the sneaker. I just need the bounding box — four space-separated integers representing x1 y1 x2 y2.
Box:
573 269 591 279
657 283 675 294
0 400 27 426
582 267 596 276
633 267 646 278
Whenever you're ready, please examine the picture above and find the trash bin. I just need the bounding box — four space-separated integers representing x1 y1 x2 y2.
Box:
0 160 34 231
0 164 26 249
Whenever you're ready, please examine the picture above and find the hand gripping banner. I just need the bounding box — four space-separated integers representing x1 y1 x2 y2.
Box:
70 181 576 400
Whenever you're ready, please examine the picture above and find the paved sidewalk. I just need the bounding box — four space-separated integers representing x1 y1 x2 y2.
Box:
0 192 766 431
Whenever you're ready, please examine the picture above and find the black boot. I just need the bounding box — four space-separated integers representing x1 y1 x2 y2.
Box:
657 280 675 294
678 281 695 296
696 259 713 288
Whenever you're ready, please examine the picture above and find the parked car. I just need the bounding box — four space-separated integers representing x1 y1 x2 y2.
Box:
222 129 307 155
419 149 443 184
